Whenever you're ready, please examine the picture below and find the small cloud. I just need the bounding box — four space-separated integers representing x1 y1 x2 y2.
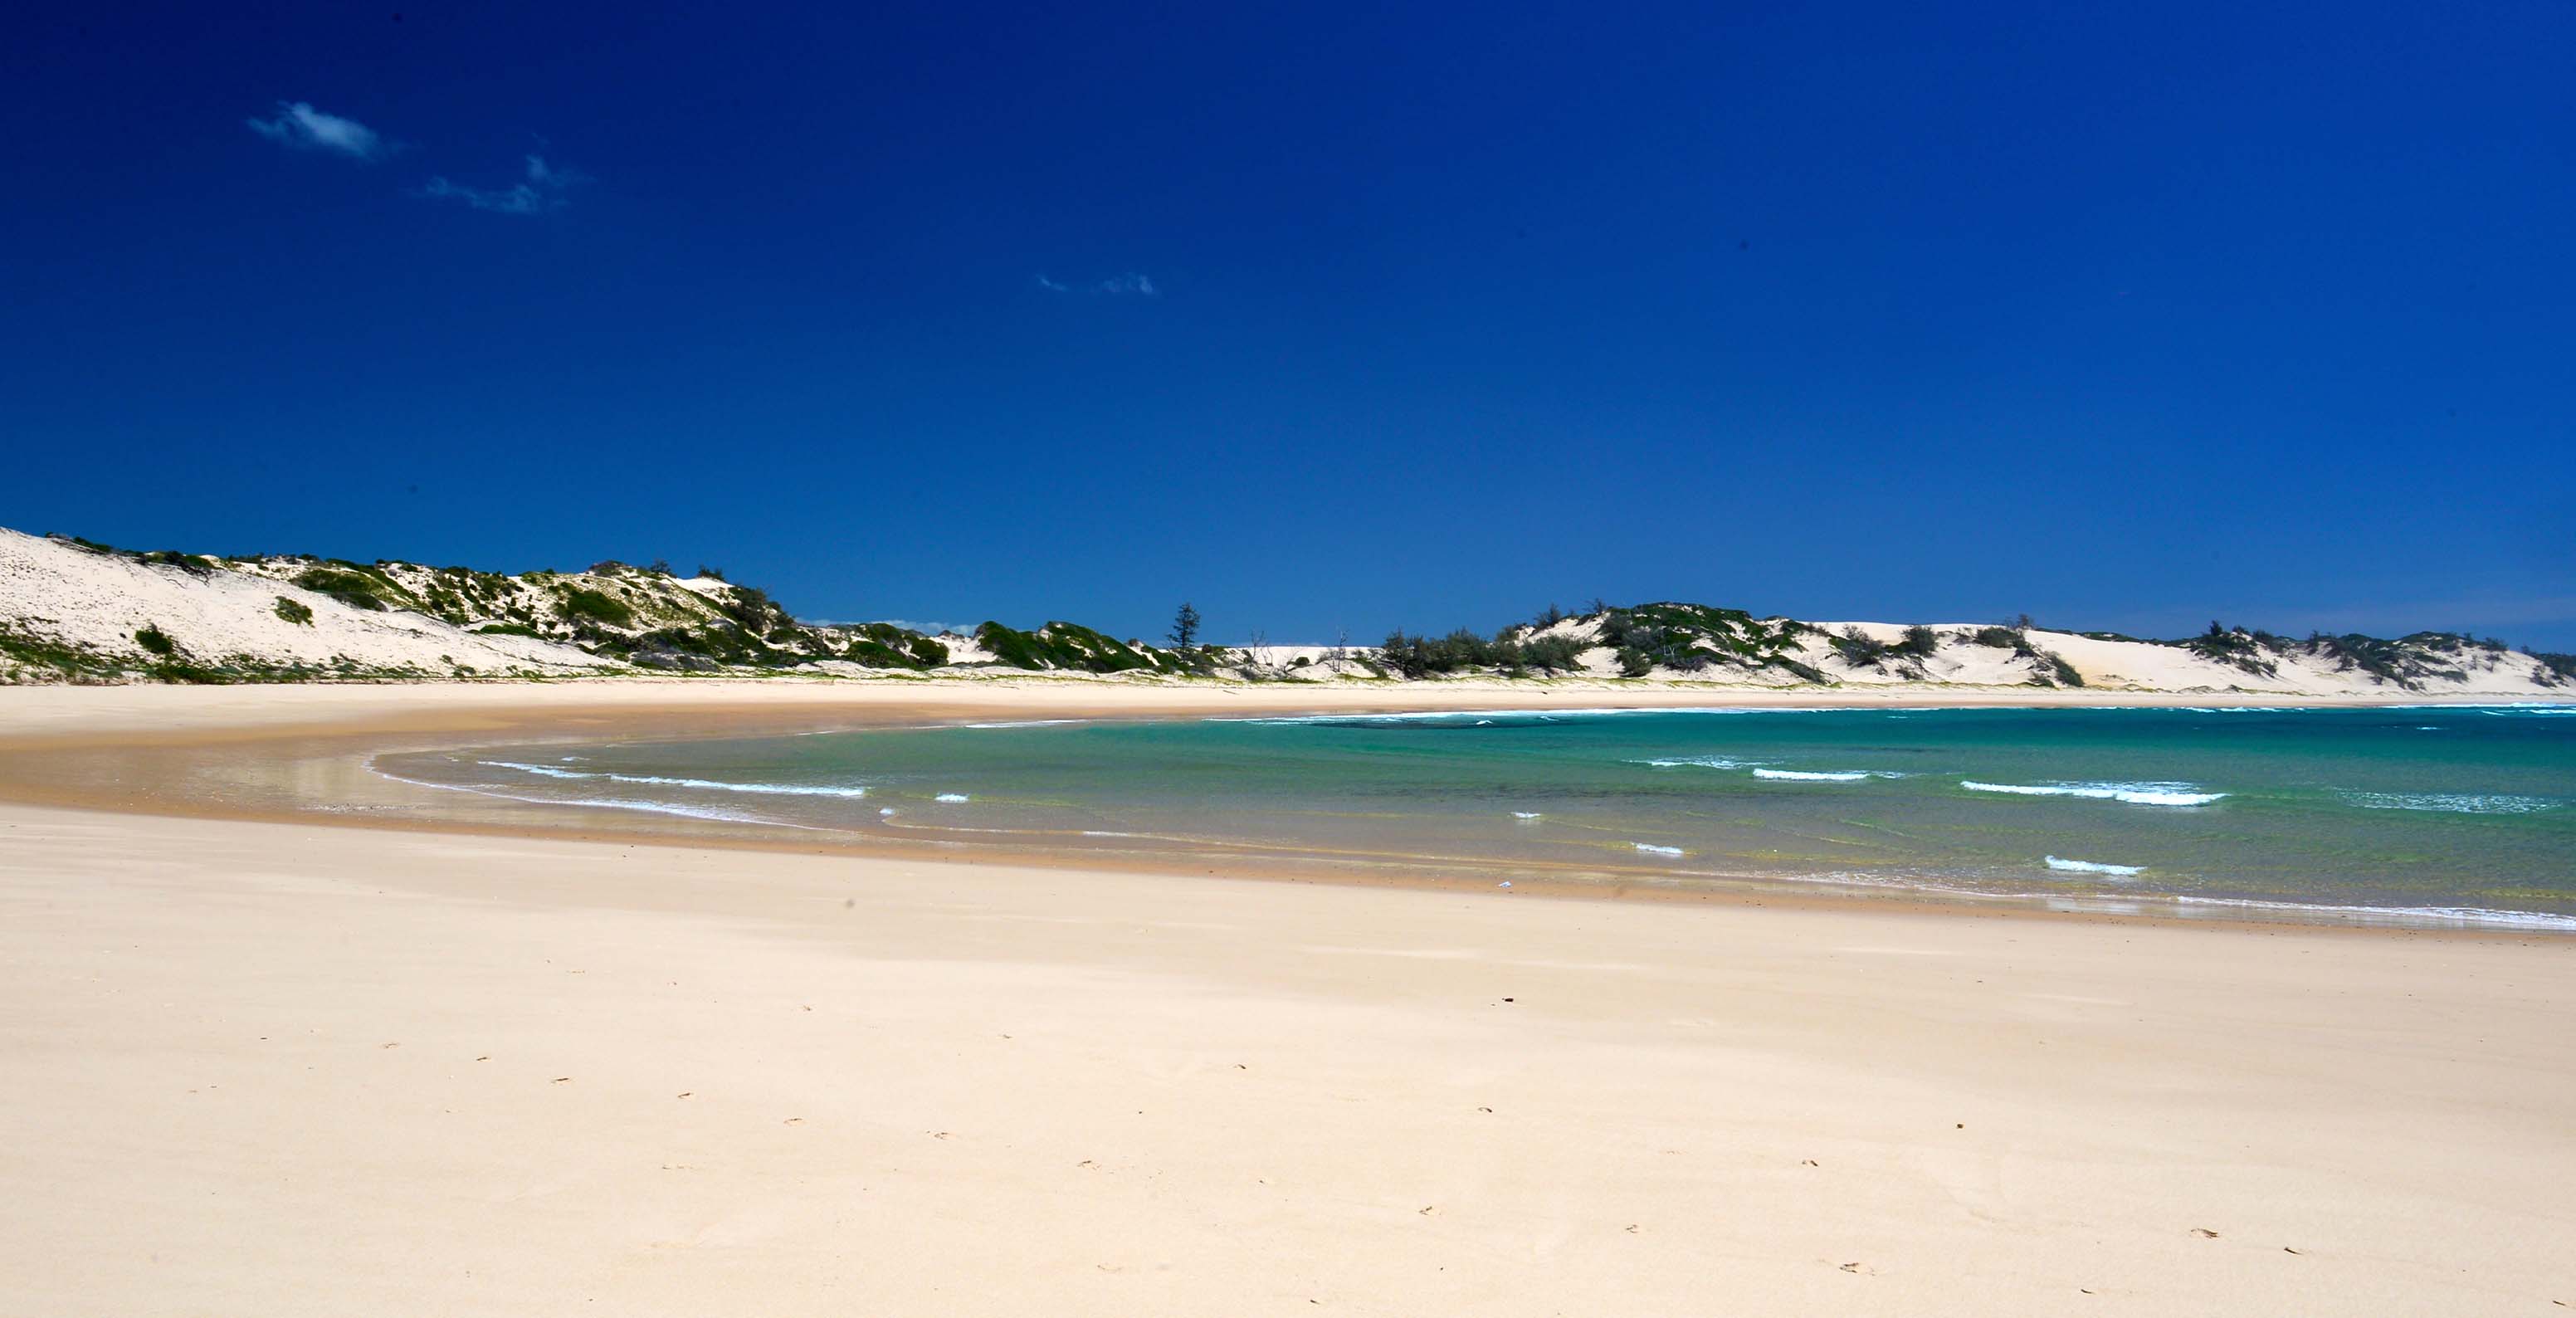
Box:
247 101 385 160
1035 271 1160 297
420 154 583 216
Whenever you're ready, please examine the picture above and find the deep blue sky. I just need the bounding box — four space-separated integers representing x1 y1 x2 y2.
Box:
5 3 2570 646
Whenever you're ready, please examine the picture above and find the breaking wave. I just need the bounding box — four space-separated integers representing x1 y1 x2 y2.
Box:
2045 856 2145 876
1751 768 1903 782
1961 779 2225 807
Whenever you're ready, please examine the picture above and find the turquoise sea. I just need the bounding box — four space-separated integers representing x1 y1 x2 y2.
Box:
378 705 2576 930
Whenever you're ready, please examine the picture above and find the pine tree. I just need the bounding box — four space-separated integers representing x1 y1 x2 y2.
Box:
1169 601 1201 648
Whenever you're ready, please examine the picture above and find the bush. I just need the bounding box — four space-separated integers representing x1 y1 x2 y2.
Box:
842 638 920 668
1522 635 1585 674
1379 627 1507 678
1830 627 1893 669
292 568 388 612
559 588 635 627
976 621 1173 674
134 625 177 657
1771 657 1829 683
274 597 315 626
718 585 792 638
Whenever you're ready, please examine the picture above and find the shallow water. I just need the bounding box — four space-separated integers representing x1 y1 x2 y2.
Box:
378 705 2576 930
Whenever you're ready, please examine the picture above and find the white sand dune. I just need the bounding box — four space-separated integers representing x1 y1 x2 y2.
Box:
6 525 2570 697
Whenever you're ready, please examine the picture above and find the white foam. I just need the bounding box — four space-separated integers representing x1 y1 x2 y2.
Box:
934 793 971 803
1752 769 1902 782
485 761 869 798
2045 856 2145 876
2171 896 2576 932
1637 755 1769 769
1961 779 2225 807
2340 791 2556 816
955 719 1087 730
1511 811 1544 820
1223 706 1849 725
1633 842 1686 857
371 765 818 829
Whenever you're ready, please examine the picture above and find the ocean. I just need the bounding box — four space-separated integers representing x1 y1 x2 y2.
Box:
376 704 2576 930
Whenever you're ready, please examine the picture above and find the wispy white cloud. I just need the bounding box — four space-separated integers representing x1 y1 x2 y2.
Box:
246 101 385 160
420 154 584 216
1035 271 1159 296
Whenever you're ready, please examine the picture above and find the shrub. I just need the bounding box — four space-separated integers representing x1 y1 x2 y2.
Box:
976 621 1173 674
139 549 217 575
559 588 635 627
1770 657 1829 683
134 625 177 657
1379 627 1507 678
274 597 315 626
718 585 792 637
1830 627 1893 669
292 568 388 612
842 638 920 668
1522 635 1585 674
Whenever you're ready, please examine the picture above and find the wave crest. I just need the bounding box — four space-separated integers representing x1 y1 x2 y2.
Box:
1961 779 2225 807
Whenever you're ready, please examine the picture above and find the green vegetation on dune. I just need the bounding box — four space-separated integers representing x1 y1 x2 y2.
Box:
977 620 1190 676
558 588 636 627
12 529 2573 690
1596 603 1819 680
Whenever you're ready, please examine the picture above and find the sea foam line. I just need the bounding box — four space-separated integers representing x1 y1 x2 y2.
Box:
1220 706 1851 725
1961 779 2225 807
2339 791 2556 816
371 765 824 829
485 761 871 798
2170 896 2576 932
1752 769 1903 782
2045 856 2144 876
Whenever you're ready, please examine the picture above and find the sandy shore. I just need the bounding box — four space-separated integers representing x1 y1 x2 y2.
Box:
2 681 2571 1314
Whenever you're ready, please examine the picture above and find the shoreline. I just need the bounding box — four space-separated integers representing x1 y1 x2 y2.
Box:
2 681 2568 940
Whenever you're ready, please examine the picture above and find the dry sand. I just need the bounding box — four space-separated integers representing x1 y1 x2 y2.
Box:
2 683 2571 1316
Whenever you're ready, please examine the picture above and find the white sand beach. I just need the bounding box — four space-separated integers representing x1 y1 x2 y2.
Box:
1 683 2570 1316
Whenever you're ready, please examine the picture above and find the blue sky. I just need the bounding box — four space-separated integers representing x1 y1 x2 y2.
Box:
4 2 2570 647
